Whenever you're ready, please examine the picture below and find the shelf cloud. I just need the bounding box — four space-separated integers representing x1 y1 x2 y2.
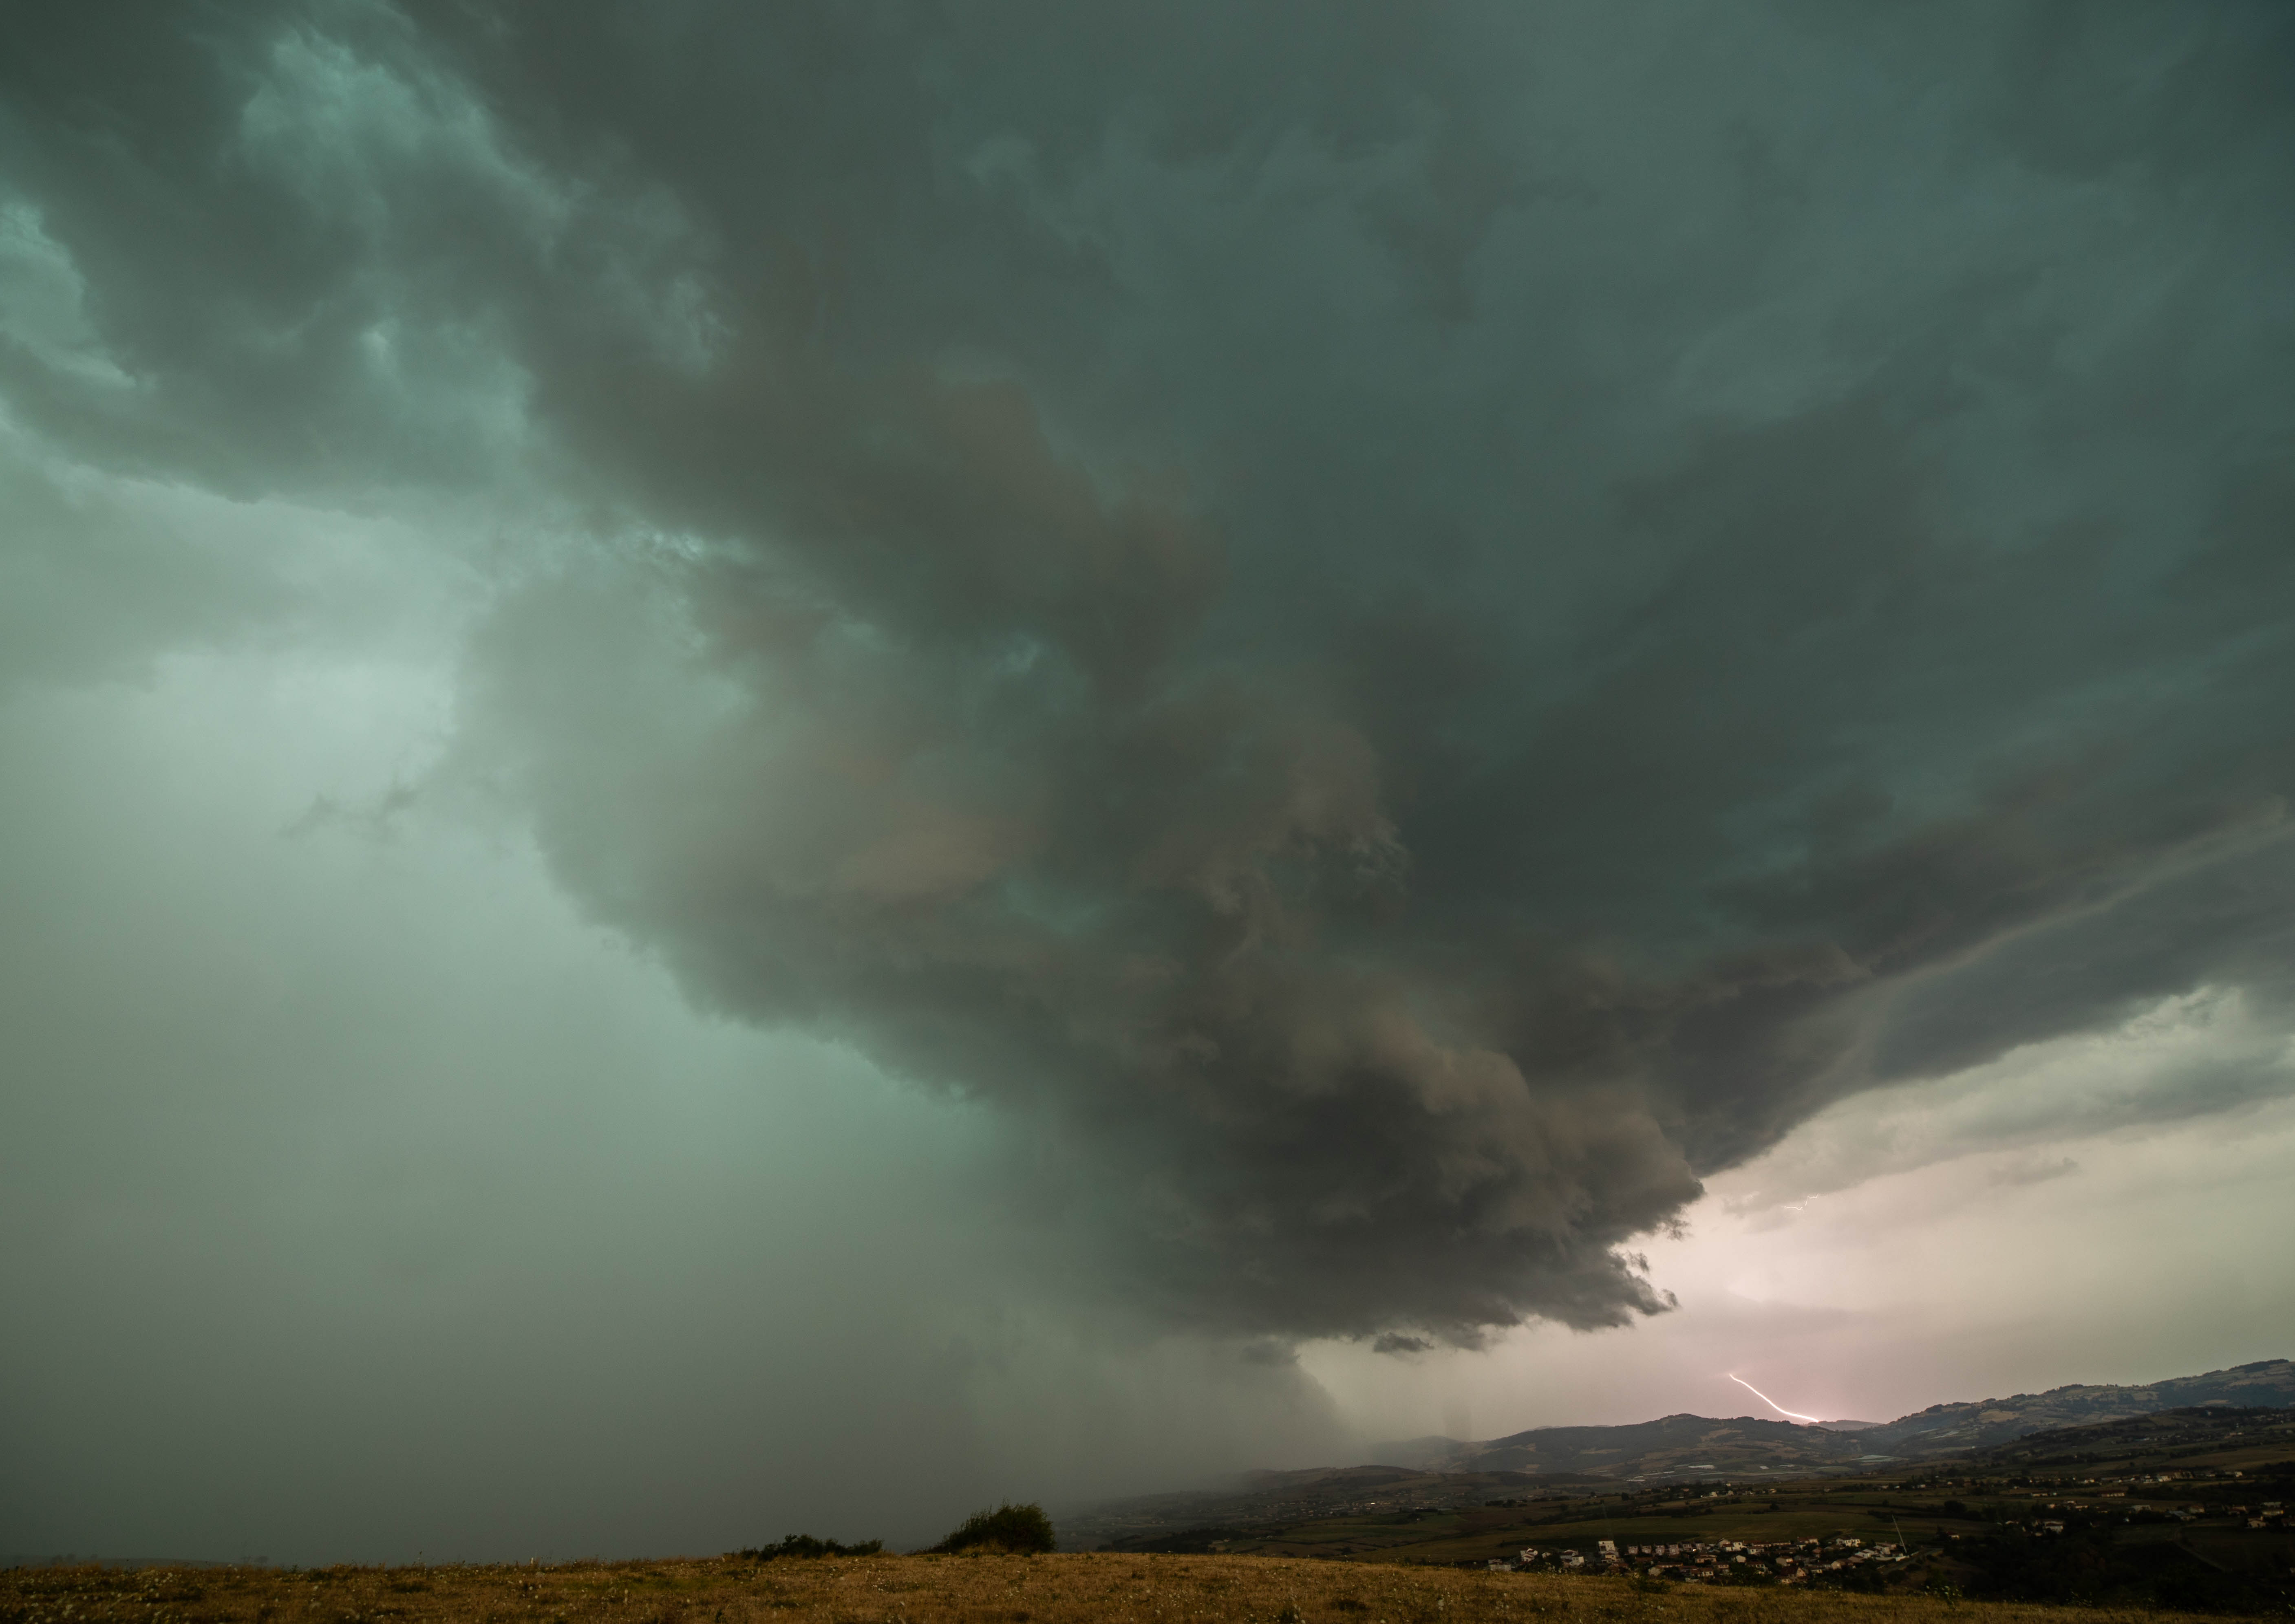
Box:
4 0 2291 1357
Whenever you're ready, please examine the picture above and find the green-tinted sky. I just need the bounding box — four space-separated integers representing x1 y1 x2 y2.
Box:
2 0 2291 1562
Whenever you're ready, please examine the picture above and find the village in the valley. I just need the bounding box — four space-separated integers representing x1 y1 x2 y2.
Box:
1505 1533 1908 1582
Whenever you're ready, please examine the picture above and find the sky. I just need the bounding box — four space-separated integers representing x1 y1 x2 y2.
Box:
2 0 2292 1565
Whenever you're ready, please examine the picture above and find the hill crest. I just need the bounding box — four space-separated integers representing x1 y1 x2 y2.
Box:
1373 1358 2295 1476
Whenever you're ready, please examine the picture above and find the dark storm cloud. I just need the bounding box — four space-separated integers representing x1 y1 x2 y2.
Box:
3 1 2292 1345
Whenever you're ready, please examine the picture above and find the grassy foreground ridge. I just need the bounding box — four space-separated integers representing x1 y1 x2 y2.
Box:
0 1555 2237 1624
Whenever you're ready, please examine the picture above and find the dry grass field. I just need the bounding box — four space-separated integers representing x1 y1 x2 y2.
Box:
0 1554 2227 1624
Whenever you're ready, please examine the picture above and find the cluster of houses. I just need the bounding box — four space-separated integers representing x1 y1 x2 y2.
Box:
1489 1535 1909 1583
2032 1496 2284 1529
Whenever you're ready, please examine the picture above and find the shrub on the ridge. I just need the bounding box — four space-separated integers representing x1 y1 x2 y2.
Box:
729 1534 883 1561
927 1502 1056 1555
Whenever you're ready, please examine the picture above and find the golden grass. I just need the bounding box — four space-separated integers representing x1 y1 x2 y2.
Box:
0 1553 2219 1624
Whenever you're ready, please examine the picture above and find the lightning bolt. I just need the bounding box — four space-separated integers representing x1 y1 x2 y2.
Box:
1728 1373 1823 1423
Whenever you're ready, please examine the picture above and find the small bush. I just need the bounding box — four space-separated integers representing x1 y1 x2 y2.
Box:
729 1535 883 1562
928 1503 1057 1555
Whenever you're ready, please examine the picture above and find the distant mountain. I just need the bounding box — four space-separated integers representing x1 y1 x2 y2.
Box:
1369 1435 1469 1471
1373 1412 1867 1479
1852 1359 2295 1454
1067 1359 2294 1549
1370 1358 2295 1480
1962 1401 2295 1474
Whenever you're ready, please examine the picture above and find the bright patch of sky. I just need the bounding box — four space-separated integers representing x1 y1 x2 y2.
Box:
1302 999 2295 1442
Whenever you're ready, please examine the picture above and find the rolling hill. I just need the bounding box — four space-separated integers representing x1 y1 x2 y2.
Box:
1064 1358 2295 1547
1382 1359 2295 1477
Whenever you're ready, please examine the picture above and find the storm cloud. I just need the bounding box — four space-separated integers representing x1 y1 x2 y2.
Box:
4 0 2292 1358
